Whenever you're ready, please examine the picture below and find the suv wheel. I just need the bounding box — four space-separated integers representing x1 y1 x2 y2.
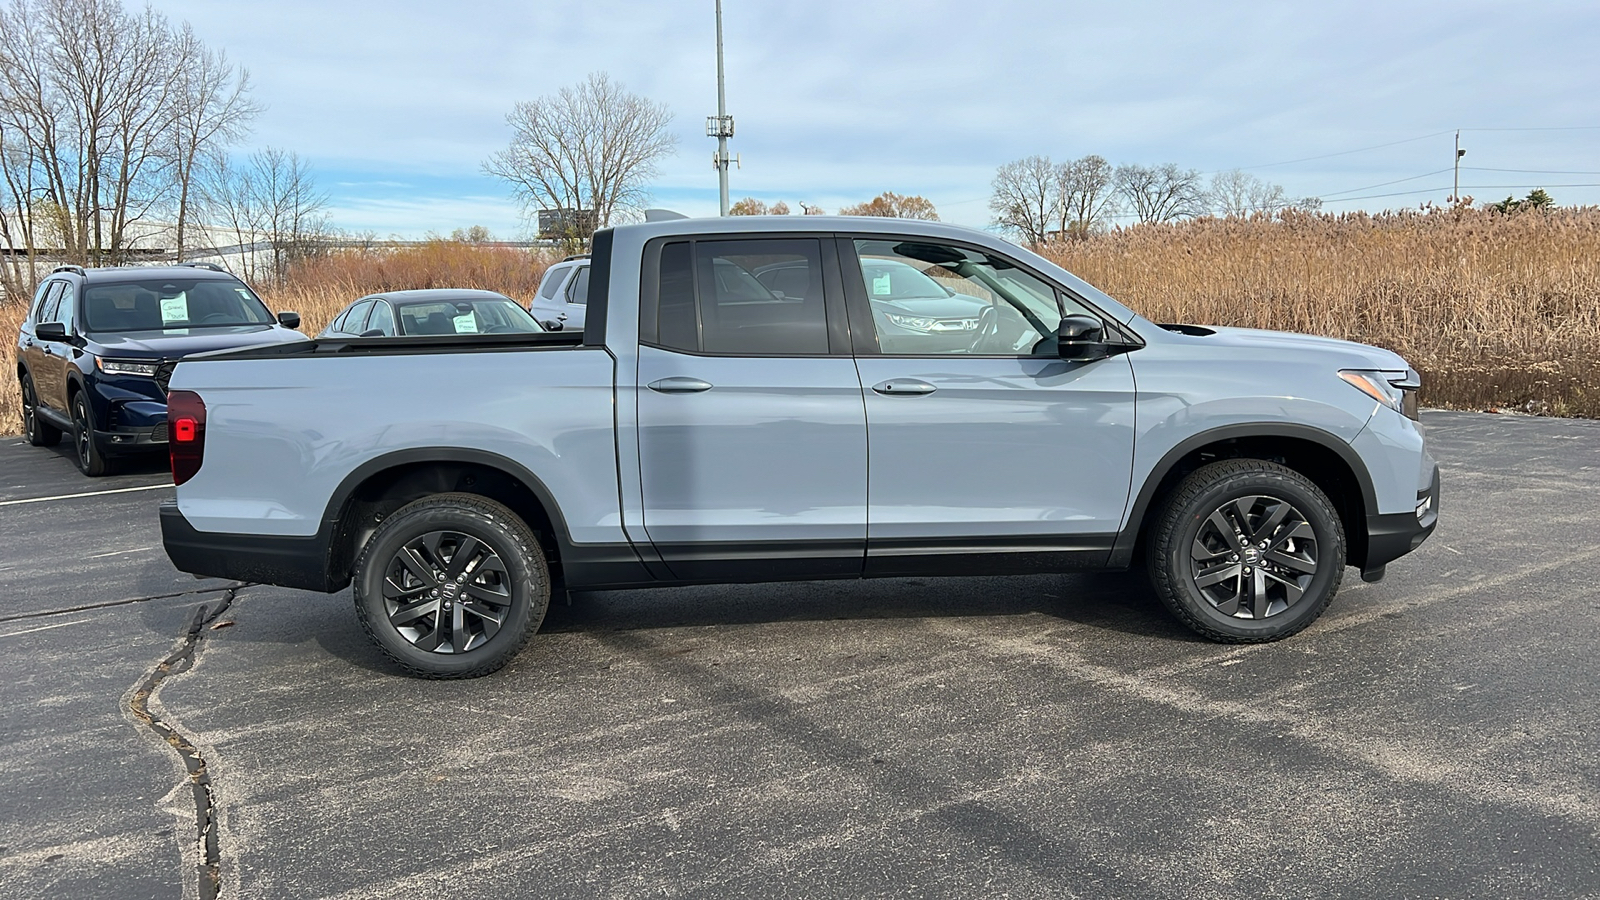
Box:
1147 459 1345 643
20 374 61 447
352 493 548 679
70 392 113 476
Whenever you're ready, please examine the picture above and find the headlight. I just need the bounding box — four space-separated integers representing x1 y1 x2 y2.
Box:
1340 369 1421 420
886 314 937 332
97 358 160 377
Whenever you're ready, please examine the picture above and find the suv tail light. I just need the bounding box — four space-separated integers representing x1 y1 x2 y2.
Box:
168 390 206 485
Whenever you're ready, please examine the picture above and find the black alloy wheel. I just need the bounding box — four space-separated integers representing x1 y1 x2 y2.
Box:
21 374 61 447
70 392 111 476
1148 459 1344 643
353 493 548 679
1189 494 1319 620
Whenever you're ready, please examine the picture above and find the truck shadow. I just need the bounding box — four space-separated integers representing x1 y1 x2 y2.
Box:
542 571 1198 643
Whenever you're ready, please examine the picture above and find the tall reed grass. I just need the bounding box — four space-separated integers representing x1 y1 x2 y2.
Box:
3 211 1598 436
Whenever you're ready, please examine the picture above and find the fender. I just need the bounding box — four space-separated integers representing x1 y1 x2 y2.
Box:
1108 422 1378 568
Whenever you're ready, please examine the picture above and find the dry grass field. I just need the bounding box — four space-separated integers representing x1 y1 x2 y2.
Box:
4 208 1599 436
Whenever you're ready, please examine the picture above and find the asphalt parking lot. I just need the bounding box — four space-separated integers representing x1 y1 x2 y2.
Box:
1 410 1597 899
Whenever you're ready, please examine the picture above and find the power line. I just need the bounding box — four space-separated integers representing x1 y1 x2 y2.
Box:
1319 168 1453 198
1463 166 1600 176
1236 131 1453 171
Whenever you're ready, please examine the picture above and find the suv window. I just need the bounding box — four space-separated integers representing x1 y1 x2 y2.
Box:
537 266 570 300
654 239 829 355
852 238 1095 356
566 266 590 306
82 278 273 333
36 281 68 327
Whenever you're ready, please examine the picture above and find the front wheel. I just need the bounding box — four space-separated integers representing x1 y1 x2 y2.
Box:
352 493 549 679
1147 459 1345 643
70 392 112 476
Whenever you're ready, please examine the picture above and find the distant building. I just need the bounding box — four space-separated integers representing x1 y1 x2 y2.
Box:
537 208 597 241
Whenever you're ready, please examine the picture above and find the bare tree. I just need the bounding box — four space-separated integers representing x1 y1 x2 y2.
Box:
729 196 769 216
484 72 675 248
1208 169 1291 217
839 191 939 220
167 25 258 260
769 201 791 216
989 155 1059 246
1057 154 1116 238
199 147 329 286
1116 163 1206 224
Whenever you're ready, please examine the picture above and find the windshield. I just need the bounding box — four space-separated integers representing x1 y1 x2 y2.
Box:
82 278 274 332
395 298 543 335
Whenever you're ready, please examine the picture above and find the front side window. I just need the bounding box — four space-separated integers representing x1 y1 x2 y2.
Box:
82 278 273 333
853 239 1096 356
653 238 829 355
36 281 68 327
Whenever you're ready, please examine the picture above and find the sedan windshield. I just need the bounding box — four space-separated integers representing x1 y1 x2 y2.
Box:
395 298 543 335
83 279 274 332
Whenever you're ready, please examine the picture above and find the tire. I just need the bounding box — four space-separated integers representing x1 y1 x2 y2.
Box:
352 493 549 679
20 373 62 447
1147 459 1345 643
70 391 113 477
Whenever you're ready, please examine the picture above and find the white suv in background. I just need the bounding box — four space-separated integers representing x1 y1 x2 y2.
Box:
529 255 589 332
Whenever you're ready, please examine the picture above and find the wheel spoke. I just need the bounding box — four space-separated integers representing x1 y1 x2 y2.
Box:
445 536 484 580
1249 568 1271 618
1249 500 1291 545
463 583 511 608
1195 562 1242 589
389 598 439 627
1191 536 1230 563
1263 569 1305 605
1266 550 1316 574
449 602 471 652
397 547 440 586
1207 511 1245 551
382 574 428 600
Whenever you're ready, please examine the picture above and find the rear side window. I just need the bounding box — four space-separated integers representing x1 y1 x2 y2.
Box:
566 266 590 306
652 238 829 355
537 266 569 300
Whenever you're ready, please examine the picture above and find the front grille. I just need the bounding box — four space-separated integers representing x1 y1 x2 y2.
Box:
155 360 175 395
152 422 168 443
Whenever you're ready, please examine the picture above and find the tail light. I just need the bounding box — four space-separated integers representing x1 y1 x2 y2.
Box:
168 390 206 485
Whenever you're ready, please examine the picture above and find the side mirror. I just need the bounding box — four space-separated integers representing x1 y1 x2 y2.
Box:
1057 314 1110 363
277 311 301 330
542 319 563 331
358 328 384 338
35 322 68 342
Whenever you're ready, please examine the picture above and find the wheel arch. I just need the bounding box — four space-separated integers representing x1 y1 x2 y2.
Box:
1112 423 1376 570
320 448 574 592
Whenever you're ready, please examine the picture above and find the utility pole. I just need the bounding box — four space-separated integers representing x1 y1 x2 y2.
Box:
707 0 735 216
1452 130 1466 203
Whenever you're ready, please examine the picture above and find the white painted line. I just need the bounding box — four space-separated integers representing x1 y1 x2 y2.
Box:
0 483 171 507
86 545 156 559
0 620 86 638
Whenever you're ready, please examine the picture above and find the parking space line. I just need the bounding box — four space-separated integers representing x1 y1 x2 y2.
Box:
0 620 86 639
0 483 171 507
86 545 157 559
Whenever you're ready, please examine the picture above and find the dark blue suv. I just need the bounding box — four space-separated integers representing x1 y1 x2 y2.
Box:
15 263 308 476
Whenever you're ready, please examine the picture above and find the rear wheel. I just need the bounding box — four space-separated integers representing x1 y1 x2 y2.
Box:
70 391 113 476
352 493 548 679
1147 459 1345 643
20 373 61 447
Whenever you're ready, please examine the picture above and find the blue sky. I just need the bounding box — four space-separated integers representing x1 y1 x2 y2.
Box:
159 0 1600 238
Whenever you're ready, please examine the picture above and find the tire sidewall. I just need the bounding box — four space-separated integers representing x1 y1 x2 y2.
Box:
353 497 546 678
1161 466 1345 640
21 375 38 444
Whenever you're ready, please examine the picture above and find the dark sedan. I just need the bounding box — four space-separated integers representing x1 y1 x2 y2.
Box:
319 290 544 338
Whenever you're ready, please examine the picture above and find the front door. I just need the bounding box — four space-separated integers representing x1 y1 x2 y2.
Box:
841 236 1138 576
635 237 866 581
34 281 73 413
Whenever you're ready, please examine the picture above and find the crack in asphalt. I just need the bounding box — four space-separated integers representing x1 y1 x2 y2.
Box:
0 583 246 625
127 590 236 900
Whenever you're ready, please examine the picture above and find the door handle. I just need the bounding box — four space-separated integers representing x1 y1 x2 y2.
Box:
557 313 568 321
872 378 936 396
648 377 714 394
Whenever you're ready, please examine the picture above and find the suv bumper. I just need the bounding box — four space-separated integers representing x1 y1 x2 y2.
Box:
1361 462 1440 579
160 500 342 592
95 422 168 453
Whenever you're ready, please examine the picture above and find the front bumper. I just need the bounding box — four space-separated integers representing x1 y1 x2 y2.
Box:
1361 462 1440 579
94 422 167 453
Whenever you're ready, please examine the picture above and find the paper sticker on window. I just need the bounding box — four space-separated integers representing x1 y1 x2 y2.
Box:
160 296 188 323
872 273 892 296
453 315 478 333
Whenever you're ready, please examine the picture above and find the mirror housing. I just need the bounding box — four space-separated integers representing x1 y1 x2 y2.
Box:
35 322 68 342
1057 314 1110 362
277 311 301 330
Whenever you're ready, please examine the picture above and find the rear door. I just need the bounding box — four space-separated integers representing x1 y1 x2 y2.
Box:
842 236 1137 575
635 236 866 581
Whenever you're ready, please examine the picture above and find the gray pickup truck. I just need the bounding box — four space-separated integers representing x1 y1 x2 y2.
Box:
161 216 1438 678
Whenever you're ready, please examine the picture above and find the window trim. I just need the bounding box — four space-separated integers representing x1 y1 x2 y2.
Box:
638 233 853 359
836 233 1142 359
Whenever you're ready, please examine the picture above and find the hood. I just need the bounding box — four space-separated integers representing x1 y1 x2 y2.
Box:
89 325 309 359
1192 325 1410 372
